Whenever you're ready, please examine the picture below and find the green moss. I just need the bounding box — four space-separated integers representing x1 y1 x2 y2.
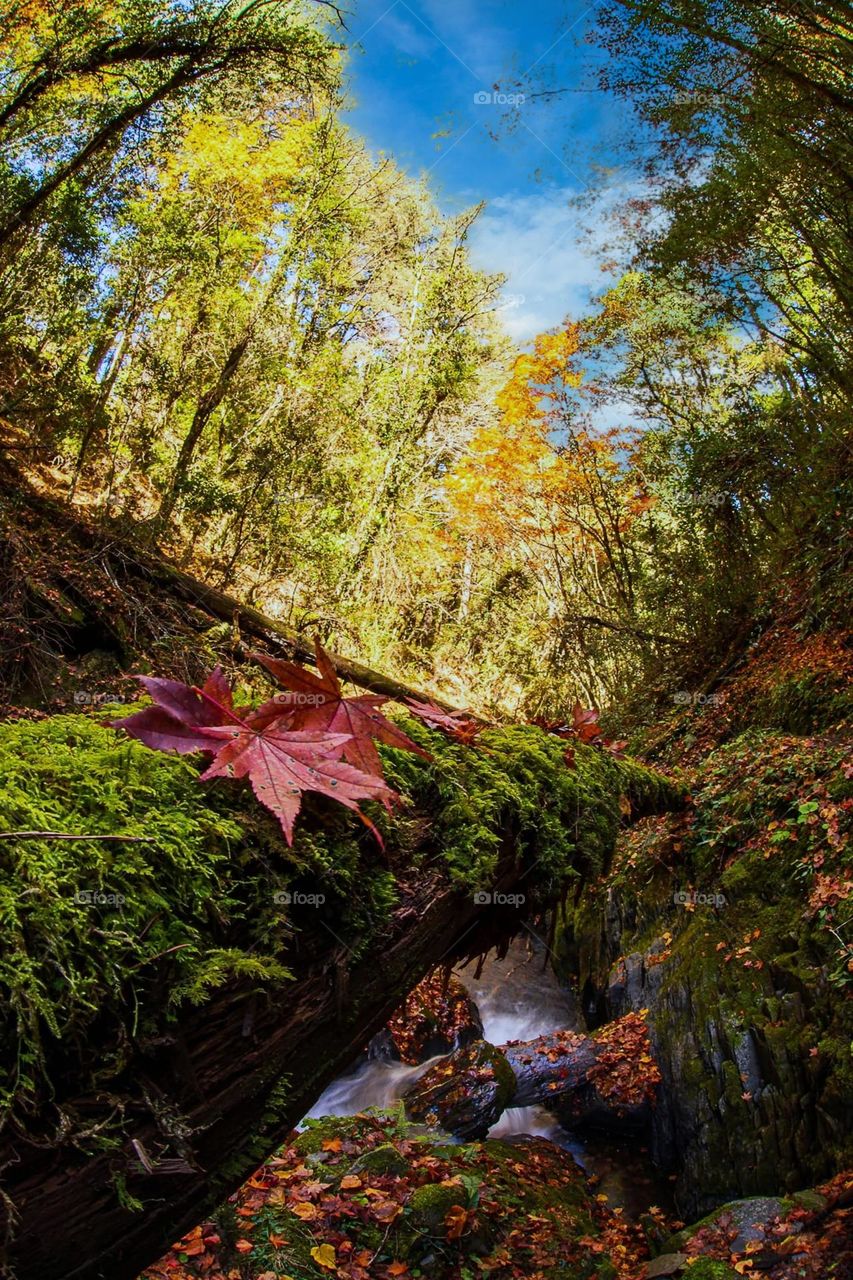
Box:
752 671 853 735
559 726 853 1205
350 1143 411 1177
0 711 679 1144
216 1113 605 1280
381 718 681 895
408 1181 466 1231
680 1261 739 1280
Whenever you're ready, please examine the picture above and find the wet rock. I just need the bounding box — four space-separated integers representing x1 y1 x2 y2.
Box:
645 1254 688 1278
403 1039 517 1139
555 732 853 1220
383 972 485 1064
665 1194 792 1255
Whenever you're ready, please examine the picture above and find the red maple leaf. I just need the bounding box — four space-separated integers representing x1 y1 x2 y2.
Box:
571 702 602 744
111 668 241 754
199 721 394 844
113 663 398 843
253 641 431 777
404 698 485 744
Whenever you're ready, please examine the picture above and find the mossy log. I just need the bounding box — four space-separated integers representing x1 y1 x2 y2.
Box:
0 487 685 1279
0 483 458 710
0 709 683 1280
403 1024 653 1140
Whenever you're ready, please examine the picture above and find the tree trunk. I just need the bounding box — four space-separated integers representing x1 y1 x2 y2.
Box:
0 860 658 1280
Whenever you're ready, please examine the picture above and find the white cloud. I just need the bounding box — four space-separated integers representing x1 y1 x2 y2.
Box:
467 181 642 343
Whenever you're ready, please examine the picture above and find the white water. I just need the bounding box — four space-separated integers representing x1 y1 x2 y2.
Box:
304 937 673 1216
306 937 570 1121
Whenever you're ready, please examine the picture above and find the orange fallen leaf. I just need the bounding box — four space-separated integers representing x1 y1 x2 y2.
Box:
445 1205 468 1240
372 1200 403 1223
290 1201 319 1220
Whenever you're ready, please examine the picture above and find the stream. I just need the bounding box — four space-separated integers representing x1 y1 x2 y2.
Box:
305 937 674 1220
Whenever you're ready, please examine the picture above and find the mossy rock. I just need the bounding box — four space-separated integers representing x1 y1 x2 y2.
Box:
557 727 853 1214
403 1039 517 1139
159 1113 611 1280
790 1189 827 1213
408 1181 467 1233
663 1194 793 1256
349 1142 411 1177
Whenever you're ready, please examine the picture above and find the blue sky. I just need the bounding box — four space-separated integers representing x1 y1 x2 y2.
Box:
336 0 645 342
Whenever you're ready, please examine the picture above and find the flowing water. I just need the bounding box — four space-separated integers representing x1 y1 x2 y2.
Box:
305 937 673 1219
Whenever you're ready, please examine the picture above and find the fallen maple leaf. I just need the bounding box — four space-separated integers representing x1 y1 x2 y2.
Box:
199 720 395 844
114 665 399 844
112 668 241 754
571 702 602 743
371 1200 402 1223
444 1205 468 1240
404 698 485 744
289 1202 319 1220
255 641 431 776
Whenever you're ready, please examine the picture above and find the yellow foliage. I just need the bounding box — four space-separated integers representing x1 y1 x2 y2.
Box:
155 110 307 232
446 325 584 548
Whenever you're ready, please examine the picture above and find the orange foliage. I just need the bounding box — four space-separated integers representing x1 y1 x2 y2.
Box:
447 324 641 560
446 326 584 548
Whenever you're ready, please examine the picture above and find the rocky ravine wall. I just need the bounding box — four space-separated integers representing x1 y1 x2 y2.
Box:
555 727 853 1219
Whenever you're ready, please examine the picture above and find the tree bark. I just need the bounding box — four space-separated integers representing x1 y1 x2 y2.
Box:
0 857 527 1280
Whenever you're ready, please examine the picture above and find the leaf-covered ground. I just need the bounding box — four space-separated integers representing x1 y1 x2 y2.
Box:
140 1110 852 1280
140 1109 656 1280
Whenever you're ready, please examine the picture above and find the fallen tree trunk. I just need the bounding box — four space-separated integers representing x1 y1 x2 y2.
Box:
403 1018 660 1140
0 855 533 1280
0 479 682 1280
0 479 460 712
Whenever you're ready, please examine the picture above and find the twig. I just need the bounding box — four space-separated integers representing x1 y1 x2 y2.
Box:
0 831 155 842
